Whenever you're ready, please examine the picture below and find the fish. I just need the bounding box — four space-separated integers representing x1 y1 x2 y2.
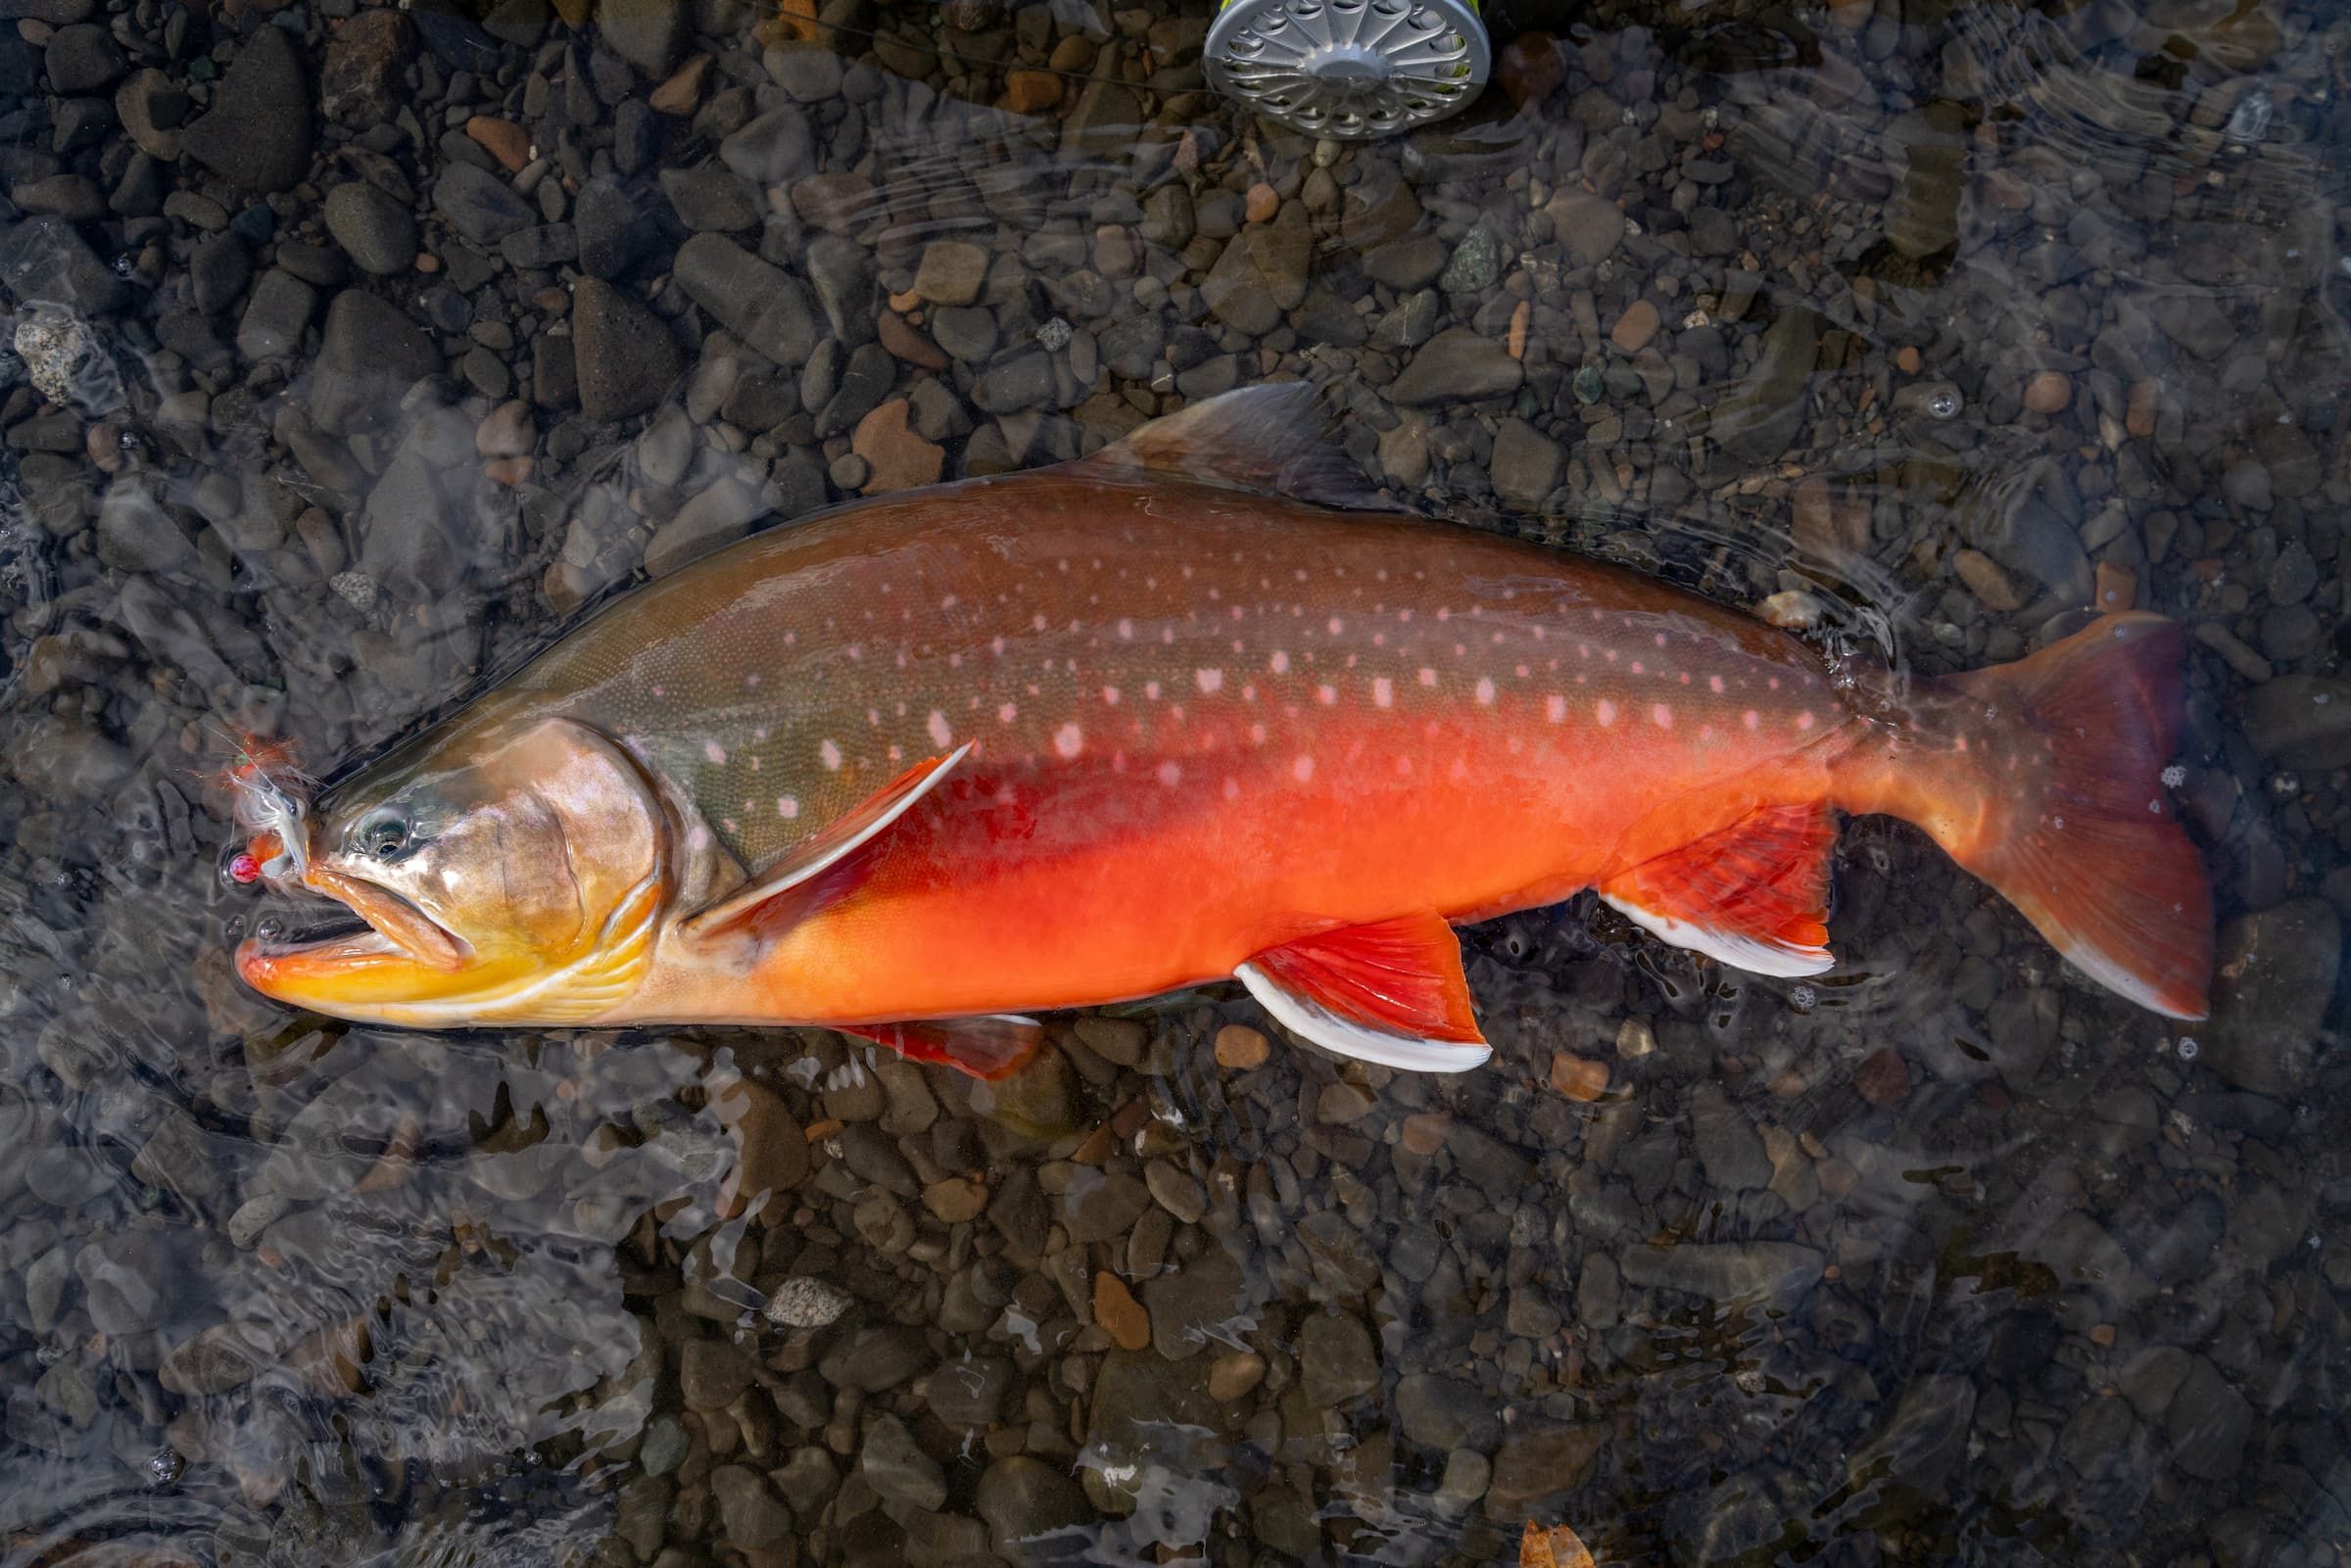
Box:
232 384 2213 1078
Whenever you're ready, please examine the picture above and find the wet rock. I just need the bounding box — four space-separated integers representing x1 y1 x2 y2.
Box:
2243 677 2351 769
179 26 311 192
764 1275 852 1329
1487 1424 1605 1515
645 477 763 576
76 1232 170 1334
913 240 989 308
573 277 682 423
673 234 818 369
972 352 1055 415
1849 1374 1976 1492
435 163 533 247
321 10 414 127
1299 1310 1379 1408
323 183 416 277
600 0 682 75
96 486 194 572
976 1455 1090 1564
718 105 812 184
1547 191 1624 265
679 1337 752 1407
576 178 653 279
1142 1245 1247 1361
312 290 439 435
2166 1357 2252 1480
1437 227 1501 293
358 448 456 593
1710 305 1820 460
817 1324 932 1391
1619 1241 1825 1302
860 1412 946 1509
1390 328 1522 405
159 1324 259 1396
709 1465 792 1547
2155 294 2232 360
1609 299 1660 355
235 270 317 361
1059 1167 1149 1243
2202 900 2340 1095
928 1354 1012 1426
1396 1372 1493 1449
43 23 121 93
1691 1085 1771 1190
1490 419 1563 509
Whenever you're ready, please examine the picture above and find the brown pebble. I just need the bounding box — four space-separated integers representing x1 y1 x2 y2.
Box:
851 399 945 495
2088 1322 2117 1348
465 116 530 172
1244 182 1279 224
2023 369 2072 415
875 311 948 371
1520 1521 1597 1568
1852 1046 1910 1109
413 253 440 273
2126 377 2159 438
1004 69 1062 114
1550 1053 1607 1103
1398 1111 1450 1157
1214 1023 1270 1069
647 53 710 116
1894 346 1922 374
886 287 922 313
1494 31 1564 110
1608 298 1659 355
1952 547 2025 612
482 455 533 487
923 1175 987 1223
1206 1351 1267 1402
1507 298 1530 361
2094 561 2137 612
1093 1272 1151 1352
1317 1080 1376 1123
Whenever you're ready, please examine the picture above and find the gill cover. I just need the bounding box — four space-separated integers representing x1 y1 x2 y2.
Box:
236 716 672 1026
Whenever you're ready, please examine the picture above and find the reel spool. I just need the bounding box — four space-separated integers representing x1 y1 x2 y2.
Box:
1203 0 1490 139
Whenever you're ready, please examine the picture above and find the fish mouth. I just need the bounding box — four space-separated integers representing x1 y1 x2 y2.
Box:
236 869 470 998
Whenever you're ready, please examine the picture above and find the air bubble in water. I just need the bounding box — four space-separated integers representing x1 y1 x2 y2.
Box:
1926 387 1962 419
2176 1036 2199 1062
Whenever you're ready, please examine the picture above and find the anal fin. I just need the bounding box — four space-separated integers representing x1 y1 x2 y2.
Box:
841 1016 1042 1080
1235 913 1490 1072
1599 804 1838 978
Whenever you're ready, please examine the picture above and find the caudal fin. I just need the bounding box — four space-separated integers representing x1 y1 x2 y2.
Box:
1928 613 2212 1019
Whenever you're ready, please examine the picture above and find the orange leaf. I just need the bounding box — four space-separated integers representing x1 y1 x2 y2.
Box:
1520 1520 1596 1568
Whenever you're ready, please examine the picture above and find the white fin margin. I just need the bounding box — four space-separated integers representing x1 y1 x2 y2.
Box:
1601 894 1835 979
1235 962 1491 1073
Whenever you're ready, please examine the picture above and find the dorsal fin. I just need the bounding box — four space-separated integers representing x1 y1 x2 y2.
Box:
1065 383 1400 512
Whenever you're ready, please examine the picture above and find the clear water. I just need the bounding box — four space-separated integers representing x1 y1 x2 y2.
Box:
1 0 2346 1564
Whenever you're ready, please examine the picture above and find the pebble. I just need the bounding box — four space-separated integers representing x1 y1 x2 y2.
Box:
763 1275 853 1329
2023 369 2072 414
1390 328 1524 405
1608 299 1661 354
321 183 416 278
572 277 683 424
2202 900 2340 1095
912 240 990 307
1550 1053 1607 1102
1852 1046 1911 1108
177 26 311 192
1215 1024 1270 1069
1093 1272 1151 1351
850 399 944 494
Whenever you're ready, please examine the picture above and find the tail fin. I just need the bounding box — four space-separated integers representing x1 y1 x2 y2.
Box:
1921 613 2212 1019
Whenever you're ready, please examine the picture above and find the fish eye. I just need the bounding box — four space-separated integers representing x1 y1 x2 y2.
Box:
356 811 412 859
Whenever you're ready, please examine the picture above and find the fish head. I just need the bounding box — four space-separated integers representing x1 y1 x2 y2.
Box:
235 712 673 1025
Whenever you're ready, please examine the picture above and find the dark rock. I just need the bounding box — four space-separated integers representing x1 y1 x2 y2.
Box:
2166 1356 2252 1480
501 224 576 269
1489 418 1563 509
1710 305 1820 461
2202 900 2340 1095
1389 328 1522 405
1141 1245 1247 1362
573 277 681 423
600 0 681 75
0 214 130 312
179 27 312 192
235 269 316 360
1298 1310 1379 1409
312 290 439 434
673 234 818 368
804 232 873 347
189 230 252 317
575 177 653 278
975 1456 1089 1565
14 174 105 220
660 164 759 231
320 10 415 126
43 23 122 93
717 105 811 184
322 183 416 276
1487 1424 1605 1516
860 1413 946 1509
927 1354 1012 1426
1395 1372 1495 1449
434 163 533 246
679 1337 752 1407
709 1465 792 1547
972 351 1055 415
816 1324 932 1393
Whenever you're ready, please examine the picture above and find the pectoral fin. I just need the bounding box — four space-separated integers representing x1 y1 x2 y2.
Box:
681 743 971 944
1599 804 1838 977
840 1016 1042 1080
1235 913 1490 1072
